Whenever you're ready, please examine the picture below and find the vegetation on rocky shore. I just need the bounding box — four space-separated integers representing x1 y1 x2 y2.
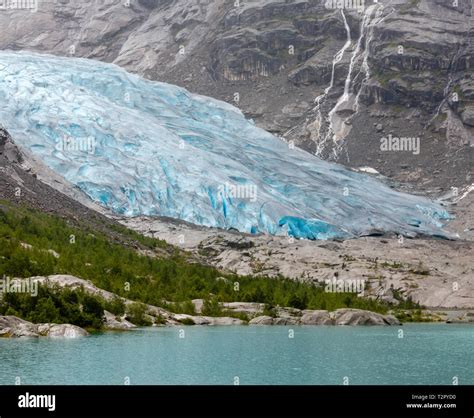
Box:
0 201 414 329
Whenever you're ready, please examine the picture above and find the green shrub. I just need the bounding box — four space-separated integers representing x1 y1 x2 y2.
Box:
0 285 105 330
105 296 126 316
201 297 222 316
164 300 196 315
126 302 152 326
263 304 278 318
154 315 167 325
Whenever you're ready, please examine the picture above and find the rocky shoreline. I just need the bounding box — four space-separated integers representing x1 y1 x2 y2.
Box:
3 275 474 339
3 309 474 339
0 307 401 339
248 309 400 326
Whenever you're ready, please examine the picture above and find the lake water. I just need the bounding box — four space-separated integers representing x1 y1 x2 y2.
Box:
0 324 472 385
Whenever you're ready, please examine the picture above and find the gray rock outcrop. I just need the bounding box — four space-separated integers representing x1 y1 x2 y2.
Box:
36 324 89 338
249 309 401 326
332 309 401 326
104 311 137 330
0 316 89 338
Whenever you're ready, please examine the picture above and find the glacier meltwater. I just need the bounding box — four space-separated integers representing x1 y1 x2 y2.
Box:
0 51 451 240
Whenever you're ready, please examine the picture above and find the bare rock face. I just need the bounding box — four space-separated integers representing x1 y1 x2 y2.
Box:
0 316 89 338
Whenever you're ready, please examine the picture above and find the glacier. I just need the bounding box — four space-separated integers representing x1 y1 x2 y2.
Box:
0 51 452 240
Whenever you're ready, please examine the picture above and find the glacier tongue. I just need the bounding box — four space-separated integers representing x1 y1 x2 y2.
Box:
0 51 451 240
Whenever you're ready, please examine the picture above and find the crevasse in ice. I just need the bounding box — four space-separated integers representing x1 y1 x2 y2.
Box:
0 51 451 239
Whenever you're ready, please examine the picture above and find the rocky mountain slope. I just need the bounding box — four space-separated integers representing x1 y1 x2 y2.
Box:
0 0 471 192
0 1 472 312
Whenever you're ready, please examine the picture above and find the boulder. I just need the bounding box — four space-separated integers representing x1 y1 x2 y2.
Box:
332 309 401 326
301 310 333 325
36 324 89 338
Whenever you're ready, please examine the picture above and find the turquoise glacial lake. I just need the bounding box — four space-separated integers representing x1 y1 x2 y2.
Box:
0 324 472 385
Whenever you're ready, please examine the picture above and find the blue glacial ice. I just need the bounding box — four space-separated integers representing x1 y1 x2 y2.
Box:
0 51 452 240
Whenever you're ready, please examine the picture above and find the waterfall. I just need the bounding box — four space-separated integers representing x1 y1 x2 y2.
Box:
312 3 393 158
425 46 463 128
353 5 394 114
313 9 352 156
333 5 381 119
325 4 386 158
